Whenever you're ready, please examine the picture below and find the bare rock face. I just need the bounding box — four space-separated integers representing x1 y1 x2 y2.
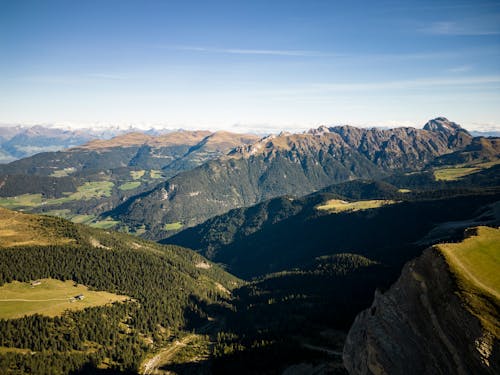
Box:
343 246 499 375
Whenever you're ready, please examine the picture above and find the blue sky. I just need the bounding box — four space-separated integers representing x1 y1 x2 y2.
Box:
1 0 500 132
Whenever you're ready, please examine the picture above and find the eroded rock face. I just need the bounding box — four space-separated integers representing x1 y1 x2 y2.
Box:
343 247 499 375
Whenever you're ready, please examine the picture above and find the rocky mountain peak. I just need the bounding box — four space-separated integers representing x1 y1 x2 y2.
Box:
423 117 469 135
307 125 331 136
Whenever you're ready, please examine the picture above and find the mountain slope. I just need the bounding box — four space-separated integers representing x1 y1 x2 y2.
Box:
167 179 500 279
343 226 500 375
431 136 500 167
112 118 472 239
0 207 240 374
0 130 259 176
0 130 259 230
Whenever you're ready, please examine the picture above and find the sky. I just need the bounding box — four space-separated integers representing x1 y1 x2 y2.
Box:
1 0 500 133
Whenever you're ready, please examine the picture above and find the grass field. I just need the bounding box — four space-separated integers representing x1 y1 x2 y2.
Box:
0 181 115 211
89 217 120 229
150 170 163 179
49 167 76 177
433 159 500 181
0 279 129 319
63 181 114 200
42 210 96 225
438 226 500 337
130 170 146 180
434 167 481 181
316 199 396 213
119 181 141 191
70 214 96 224
0 194 43 209
164 222 183 231
0 208 74 247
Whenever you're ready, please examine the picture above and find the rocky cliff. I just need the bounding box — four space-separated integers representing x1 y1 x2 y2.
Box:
343 226 500 375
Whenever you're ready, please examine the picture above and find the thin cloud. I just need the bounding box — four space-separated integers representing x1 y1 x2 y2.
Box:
86 73 126 80
311 76 500 92
448 65 472 73
16 73 126 84
174 46 338 57
256 76 500 99
161 45 500 62
420 20 500 36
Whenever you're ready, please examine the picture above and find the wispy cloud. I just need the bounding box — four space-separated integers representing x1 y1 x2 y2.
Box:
420 18 500 36
261 76 500 97
160 44 500 62
173 46 337 57
86 73 126 80
16 73 126 84
311 76 500 92
448 65 473 73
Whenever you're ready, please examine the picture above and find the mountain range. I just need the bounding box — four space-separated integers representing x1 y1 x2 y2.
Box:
109 117 478 239
0 117 498 374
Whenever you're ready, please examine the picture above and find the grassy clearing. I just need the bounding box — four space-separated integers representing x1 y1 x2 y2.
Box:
49 167 76 177
64 181 114 200
43 209 72 217
316 199 397 213
0 181 115 211
398 188 412 193
89 218 120 229
130 170 146 180
0 279 129 319
438 226 500 337
42 210 95 225
119 181 141 191
132 225 147 236
0 194 43 209
0 207 74 247
433 160 500 181
434 167 481 181
150 170 163 179
164 222 183 231
70 214 96 224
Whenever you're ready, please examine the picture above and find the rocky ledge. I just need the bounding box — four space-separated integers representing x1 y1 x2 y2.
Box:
343 227 499 375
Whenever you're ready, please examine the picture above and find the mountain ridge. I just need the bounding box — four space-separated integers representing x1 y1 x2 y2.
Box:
111 118 474 239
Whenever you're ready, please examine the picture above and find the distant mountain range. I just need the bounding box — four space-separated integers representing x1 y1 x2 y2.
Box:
0 124 230 164
0 125 129 163
109 117 478 239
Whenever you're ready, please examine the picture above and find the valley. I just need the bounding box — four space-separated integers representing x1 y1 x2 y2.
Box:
0 118 498 374
4 0 500 373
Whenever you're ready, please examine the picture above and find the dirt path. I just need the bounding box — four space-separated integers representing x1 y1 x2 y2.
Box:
302 343 343 357
142 334 196 375
0 298 69 302
141 321 216 375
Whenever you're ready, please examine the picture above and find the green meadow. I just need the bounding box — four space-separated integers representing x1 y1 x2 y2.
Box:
316 199 397 213
438 226 500 337
0 279 129 319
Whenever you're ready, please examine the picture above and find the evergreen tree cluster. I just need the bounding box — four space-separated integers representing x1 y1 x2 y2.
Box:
0 224 238 374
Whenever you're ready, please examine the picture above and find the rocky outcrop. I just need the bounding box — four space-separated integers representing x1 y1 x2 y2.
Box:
343 244 499 375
